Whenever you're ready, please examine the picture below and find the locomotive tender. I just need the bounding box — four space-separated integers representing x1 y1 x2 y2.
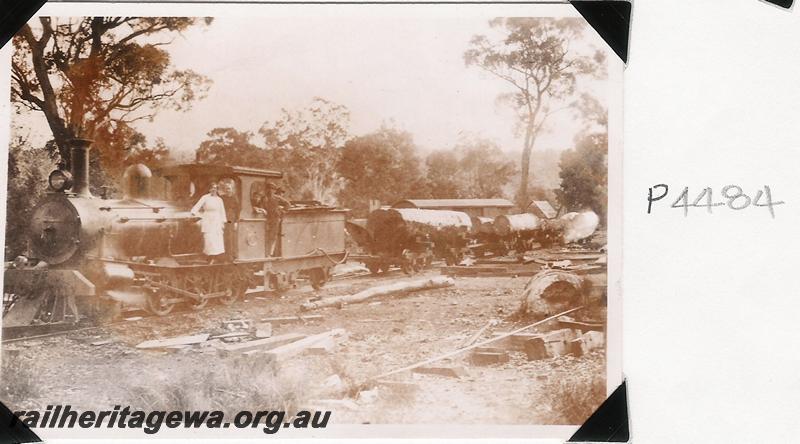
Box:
3 139 347 327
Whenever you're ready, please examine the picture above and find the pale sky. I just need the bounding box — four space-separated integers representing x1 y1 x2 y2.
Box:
17 13 611 157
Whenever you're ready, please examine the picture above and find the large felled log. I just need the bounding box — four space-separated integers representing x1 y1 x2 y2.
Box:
493 213 541 236
559 211 600 242
366 208 472 257
300 276 455 311
389 208 472 228
136 334 210 349
492 211 600 244
469 216 495 234
520 270 586 317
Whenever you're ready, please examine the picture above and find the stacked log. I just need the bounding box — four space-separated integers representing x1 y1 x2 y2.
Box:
538 210 600 244
469 216 495 235
490 210 600 249
559 211 600 243
388 208 472 228
492 213 541 237
366 208 472 257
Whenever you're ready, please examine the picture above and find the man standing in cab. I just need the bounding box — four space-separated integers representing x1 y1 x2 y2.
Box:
254 182 293 256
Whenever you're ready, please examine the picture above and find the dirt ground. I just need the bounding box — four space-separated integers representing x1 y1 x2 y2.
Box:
1 266 606 427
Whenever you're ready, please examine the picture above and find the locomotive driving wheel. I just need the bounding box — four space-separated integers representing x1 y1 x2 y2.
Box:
217 266 242 306
146 288 175 316
309 267 329 290
146 274 177 316
220 284 243 306
185 274 210 311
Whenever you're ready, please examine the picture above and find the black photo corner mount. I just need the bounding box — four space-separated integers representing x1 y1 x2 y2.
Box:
0 0 47 49
0 399 41 444
764 0 794 9
568 380 629 443
570 1 631 64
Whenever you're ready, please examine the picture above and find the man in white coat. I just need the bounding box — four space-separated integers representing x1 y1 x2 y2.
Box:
191 182 227 263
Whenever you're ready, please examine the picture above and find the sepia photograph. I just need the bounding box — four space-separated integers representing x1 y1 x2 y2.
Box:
0 2 622 439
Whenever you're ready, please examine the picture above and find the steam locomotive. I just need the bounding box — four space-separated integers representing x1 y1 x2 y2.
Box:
2 139 347 328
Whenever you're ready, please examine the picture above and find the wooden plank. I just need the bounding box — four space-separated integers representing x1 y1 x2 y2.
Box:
210 332 250 339
441 266 508 274
136 334 209 349
541 254 603 261
264 329 347 363
221 333 306 352
469 351 510 366
491 332 542 349
442 264 547 278
412 366 468 378
557 319 605 332
475 257 523 265
258 314 324 324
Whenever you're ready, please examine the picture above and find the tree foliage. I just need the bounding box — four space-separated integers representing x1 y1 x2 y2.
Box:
259 98 350 203
91 122 172 194
464 17 605 207
11 17 212 168
195 99 351 204
5 129 58 259
555 89 608 221
196 127 267 167
454 138 516 198
424 150 461 199
555 133 607 221
425 137 516 199
337 126 425 216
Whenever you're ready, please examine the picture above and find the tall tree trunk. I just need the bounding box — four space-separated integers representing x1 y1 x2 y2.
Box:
20 24 74 166
516 122 536 208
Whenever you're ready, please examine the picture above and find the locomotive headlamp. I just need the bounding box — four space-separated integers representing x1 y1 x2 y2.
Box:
48 169 73 192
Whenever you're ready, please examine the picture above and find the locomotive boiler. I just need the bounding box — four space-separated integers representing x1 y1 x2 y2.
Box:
3 139 347 330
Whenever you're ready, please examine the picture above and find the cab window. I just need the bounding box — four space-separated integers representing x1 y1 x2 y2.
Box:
250 181 266 217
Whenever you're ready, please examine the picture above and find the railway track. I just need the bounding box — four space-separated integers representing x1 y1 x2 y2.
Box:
1 264 418 344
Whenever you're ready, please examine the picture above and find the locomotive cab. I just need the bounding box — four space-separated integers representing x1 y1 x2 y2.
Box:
154 164 284 261
154 164 348 293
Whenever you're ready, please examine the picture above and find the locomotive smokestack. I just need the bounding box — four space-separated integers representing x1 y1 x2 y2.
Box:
69 138 93 197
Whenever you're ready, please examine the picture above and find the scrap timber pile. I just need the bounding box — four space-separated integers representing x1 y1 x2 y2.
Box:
441 248 606 277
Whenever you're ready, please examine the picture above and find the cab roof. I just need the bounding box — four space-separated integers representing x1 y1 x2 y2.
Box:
154 163 283 179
